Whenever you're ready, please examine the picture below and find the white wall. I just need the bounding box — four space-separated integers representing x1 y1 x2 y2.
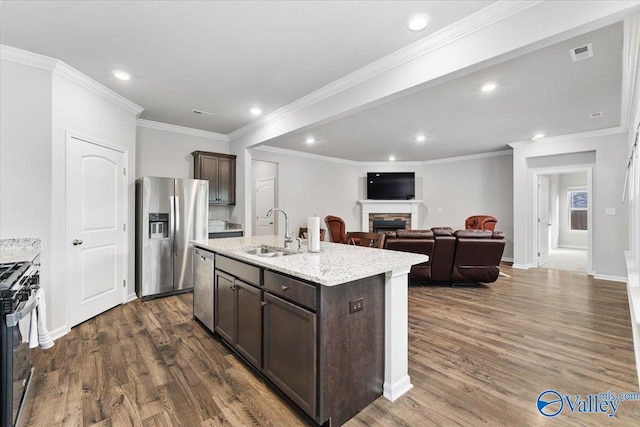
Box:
136 126 229 179
49 73 138 333
250 149 359 239
513 132 628 278
0 60 52 241
245 149 514 257
136 125 232 222
1 55 140 336
0 60 53 332
558 172 588 249
421 153 514 259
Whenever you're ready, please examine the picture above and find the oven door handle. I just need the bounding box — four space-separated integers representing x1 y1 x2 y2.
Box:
6 297 38 328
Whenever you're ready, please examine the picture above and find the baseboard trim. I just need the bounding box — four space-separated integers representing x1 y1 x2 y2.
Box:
50 325 70 341
127 292 138 303
593 273 627 283
501 256 514 263
511 263 530 270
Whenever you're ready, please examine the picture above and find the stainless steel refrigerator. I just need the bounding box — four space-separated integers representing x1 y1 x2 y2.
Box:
136 176 208 300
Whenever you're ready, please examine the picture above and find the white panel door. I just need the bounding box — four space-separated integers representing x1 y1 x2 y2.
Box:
68 135 125 327
255 177 275 236
538 175 550 267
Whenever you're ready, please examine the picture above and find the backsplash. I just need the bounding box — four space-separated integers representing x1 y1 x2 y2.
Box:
208 205 230 221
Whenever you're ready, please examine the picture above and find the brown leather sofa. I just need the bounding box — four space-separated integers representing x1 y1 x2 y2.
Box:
384 227 505 285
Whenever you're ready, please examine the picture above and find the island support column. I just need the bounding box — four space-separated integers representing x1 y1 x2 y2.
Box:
383 266 413 401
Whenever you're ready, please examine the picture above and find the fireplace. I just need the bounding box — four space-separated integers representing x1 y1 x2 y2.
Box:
358 200 422 232
373 219 407 233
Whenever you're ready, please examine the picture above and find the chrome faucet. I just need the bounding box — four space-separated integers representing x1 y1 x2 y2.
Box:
267 208 293 249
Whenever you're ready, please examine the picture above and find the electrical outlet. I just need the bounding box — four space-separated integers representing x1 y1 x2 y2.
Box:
349 298 364 314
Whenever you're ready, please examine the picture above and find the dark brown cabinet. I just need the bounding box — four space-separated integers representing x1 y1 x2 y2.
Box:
206 253 384 426
192 151 236 205
263 293 317 418
214 270 262 368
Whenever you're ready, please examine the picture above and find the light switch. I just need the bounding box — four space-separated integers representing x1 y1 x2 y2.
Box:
605 207 616 216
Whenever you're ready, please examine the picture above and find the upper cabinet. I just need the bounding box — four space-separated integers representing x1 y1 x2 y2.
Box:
192 151 236 205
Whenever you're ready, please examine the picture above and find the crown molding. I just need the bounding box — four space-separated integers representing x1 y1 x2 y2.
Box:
228 1 541 141
1 44 144 116
508 127 626 149
622 16 640 131
1 44 57 71
621 16 640 130
421 149 513 166
53 61 143 116
136 119 229 141
253 145 513 167
251 145 358 166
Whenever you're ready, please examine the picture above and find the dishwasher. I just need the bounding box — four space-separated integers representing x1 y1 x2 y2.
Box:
193 247 215 331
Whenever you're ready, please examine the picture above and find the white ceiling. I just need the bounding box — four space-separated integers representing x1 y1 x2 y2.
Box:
0 1 631 161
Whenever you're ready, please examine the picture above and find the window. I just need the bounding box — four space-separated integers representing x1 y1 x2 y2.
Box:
568 188 588 231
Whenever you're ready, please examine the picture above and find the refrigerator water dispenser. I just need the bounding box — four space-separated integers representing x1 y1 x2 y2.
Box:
149 213 169 239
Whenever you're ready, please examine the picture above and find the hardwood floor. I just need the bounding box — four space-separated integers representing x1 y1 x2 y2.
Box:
24 265 640 426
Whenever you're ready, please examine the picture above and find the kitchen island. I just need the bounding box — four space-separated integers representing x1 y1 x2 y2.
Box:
192 235 428 425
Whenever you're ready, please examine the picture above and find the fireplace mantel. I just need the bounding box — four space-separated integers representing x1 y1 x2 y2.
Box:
357 200 423 232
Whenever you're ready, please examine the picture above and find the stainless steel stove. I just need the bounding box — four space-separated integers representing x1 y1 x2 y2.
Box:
1 258 39 427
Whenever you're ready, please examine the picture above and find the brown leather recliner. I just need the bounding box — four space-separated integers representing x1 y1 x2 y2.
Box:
451 229 505 283
384 227 505 285
465 215 497 231
324 215 348 244
429 227 456 282
384 230 434 280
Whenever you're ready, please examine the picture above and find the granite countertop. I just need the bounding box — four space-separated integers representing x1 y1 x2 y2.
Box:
193 235 428 286
0 238 41 264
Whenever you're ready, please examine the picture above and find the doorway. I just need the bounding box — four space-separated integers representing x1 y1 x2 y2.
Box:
534 168 592 273
67 133 127 327
252 160 278 236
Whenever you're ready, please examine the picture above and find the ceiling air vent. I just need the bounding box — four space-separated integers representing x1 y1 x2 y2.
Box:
191 109 213 116
570 43 593 62
589 111 604 119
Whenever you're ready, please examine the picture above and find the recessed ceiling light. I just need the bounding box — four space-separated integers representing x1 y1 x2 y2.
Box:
388 155 396 161
481 82 497 92
250 107 262 116
407 13 431 32
112 70 131 81
532 133 545 141
415 134 426 142
306 137 316 144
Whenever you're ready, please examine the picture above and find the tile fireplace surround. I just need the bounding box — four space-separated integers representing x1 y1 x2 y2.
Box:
357 200 423 232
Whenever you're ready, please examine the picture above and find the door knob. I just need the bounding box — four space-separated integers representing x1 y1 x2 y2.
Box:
72 239 83 246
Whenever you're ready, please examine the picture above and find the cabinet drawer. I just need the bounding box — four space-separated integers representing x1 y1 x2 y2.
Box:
264 270 316 310
216 255 261 286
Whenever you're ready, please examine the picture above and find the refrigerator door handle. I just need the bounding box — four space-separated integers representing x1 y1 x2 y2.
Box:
170 196 176 256
174 196 180 257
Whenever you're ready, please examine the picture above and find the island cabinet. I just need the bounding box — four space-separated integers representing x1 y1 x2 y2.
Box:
214 255 262 368
263 271 318 418
212 253 384 426
192 151 236 205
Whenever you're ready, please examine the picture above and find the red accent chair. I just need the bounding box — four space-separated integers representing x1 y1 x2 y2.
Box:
465 215 497 231
324 215 348 244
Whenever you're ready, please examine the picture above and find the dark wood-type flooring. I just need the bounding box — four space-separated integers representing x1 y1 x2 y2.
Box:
24 265 640 426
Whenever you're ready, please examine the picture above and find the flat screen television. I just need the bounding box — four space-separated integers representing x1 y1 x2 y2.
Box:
367 172 415 200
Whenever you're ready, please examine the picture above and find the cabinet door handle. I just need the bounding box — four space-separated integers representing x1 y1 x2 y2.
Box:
281 285 288 291
261 301 267 306
230 285 236 291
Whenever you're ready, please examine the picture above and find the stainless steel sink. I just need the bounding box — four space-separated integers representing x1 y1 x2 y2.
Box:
242 245 302 257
